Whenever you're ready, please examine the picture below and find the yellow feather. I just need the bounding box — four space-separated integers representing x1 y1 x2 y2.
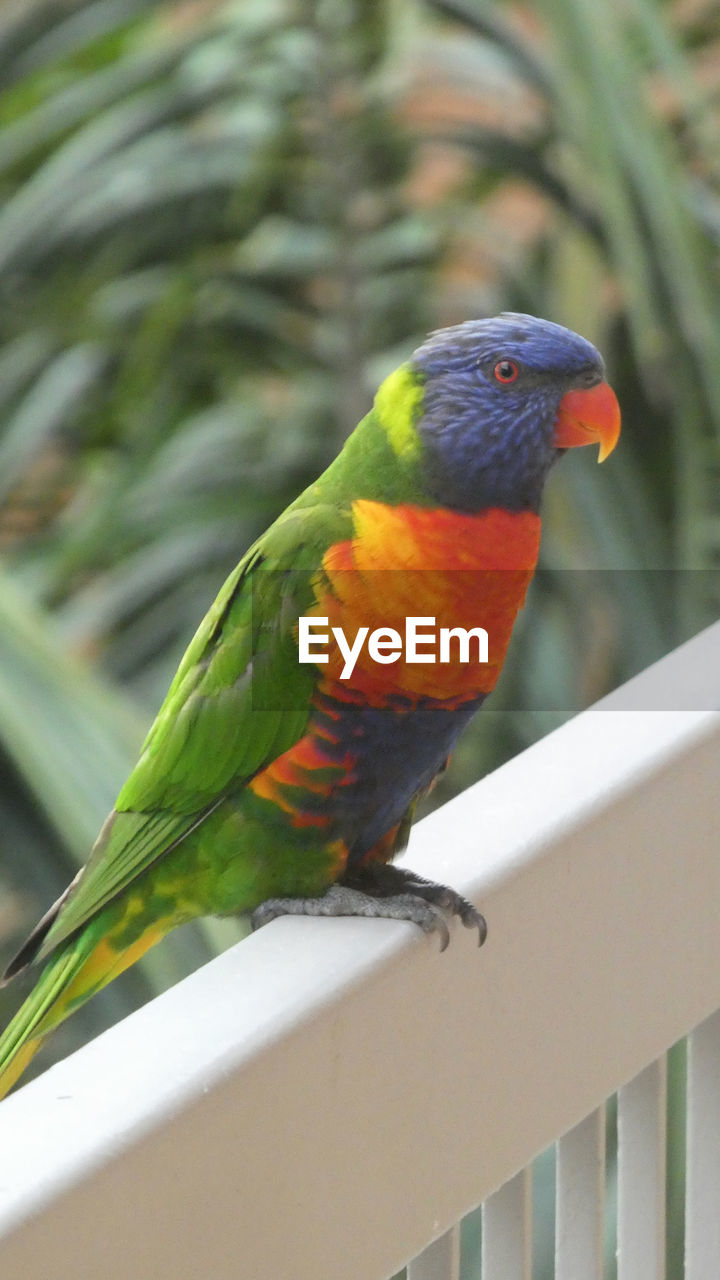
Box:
374 366 424 459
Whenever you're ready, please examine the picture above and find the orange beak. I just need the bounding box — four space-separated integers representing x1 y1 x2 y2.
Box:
553 381 621 463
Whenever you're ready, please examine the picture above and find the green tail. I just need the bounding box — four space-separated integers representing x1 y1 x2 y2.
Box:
0 896 178 1100
0 938 96 1099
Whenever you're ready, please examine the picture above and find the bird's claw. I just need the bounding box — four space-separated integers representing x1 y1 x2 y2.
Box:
398 874 487 945
251 865 487 950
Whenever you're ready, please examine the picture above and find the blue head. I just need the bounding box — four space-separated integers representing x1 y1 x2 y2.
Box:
411 313 618 513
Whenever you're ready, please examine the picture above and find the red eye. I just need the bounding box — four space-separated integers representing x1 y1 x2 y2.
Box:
494 359 519 384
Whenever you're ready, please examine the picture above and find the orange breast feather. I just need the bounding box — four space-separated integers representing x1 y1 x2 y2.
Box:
311 500 541 703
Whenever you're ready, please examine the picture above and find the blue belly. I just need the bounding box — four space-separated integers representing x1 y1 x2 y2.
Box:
309 689 486 861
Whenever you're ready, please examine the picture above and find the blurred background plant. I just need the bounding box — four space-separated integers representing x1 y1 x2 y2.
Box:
1 0 718 1271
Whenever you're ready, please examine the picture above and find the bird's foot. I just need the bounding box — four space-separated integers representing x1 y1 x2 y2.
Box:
251 864 486 952
343 862 487 948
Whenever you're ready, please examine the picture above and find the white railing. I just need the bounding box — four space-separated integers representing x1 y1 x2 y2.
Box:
0 621 719 1279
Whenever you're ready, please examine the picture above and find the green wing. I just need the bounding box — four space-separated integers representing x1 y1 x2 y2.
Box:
33 502 351 961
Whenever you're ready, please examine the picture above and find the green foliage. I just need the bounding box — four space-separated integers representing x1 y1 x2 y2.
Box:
0 0 433 696
0 0 435 1064
417 0 720 808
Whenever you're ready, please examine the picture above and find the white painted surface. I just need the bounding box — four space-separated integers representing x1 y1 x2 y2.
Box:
407 1224 460 1280
617 1058 667 1279
0 622 718 1278
482 1168 532 1280
555 1108 605 1280
685 1007 720 1278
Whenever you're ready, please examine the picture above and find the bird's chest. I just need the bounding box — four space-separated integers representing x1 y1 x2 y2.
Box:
312 498 542 703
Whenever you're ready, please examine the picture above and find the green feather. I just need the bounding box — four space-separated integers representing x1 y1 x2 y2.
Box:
0 365 437 1097
36 500 356 960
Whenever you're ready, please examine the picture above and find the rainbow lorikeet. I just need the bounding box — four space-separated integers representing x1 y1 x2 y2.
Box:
0 314 620 1097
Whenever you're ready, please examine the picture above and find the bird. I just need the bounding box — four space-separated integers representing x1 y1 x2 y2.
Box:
0 313 620 1098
